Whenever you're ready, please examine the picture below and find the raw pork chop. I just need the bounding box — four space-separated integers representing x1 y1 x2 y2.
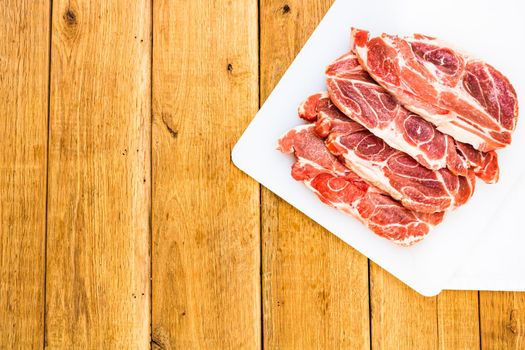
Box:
352 29 519 152
301 96 476 213
278 124 444 245
323 52 499 183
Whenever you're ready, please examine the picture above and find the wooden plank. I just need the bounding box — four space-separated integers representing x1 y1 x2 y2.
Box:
45 1 151 347
480 292 525 349
370 263 438 349
260 1 370 348
438 290 480 349
371 266 480 349
0 1 50 347
151 1 260 348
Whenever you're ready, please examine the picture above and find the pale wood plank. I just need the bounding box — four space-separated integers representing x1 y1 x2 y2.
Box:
45 1 151 347
260 1 370 348
480 292 525 349
438 290 480 349
0 1 50 347
151 1 260 348
370 263 438 349
371 266 480 349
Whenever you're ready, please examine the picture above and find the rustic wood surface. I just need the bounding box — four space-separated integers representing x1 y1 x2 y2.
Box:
151 0 260 348
0 1 523 349
0 1 50 348
45 0 151 347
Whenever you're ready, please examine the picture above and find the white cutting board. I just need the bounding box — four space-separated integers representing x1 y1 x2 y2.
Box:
446 170 525 291
232 0 525 296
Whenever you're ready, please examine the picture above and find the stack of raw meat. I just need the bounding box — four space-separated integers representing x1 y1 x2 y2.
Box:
279 29 519 246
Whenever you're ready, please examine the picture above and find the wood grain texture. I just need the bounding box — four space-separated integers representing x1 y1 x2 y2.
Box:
371 266 480 349
480 292 525 349
260 1 370 348
45 0 151 347
438 291 480 349
0 1 50 348
151 1 260 349
370 263 438 349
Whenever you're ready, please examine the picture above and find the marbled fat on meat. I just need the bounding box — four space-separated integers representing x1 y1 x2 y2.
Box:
299 95 476 213
278 124 444 245
323 53 499 183
353 28 519 152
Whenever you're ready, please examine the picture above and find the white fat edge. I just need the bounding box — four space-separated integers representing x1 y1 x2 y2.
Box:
297 102 306 116
295 155 347 177
329 201 359 216
393 232 428 246
333 138 404 202
353 44 368 69
295 156 326 171
402 103 452 126
292 124 315 132
436 123 484 150
367 123 445 170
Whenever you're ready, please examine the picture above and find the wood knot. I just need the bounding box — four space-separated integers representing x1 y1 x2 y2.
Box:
64 9 77 25
227 63 233 72
507 309 519 334
152 326 170 350
161 114 178 139
282 4 291 14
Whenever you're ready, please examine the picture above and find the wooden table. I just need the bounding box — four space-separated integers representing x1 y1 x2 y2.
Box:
1 1 523 348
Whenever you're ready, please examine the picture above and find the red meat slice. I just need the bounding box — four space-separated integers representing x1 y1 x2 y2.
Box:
322 52 499 183
278 124 444 245
352 28 519 152
299 95 476 213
